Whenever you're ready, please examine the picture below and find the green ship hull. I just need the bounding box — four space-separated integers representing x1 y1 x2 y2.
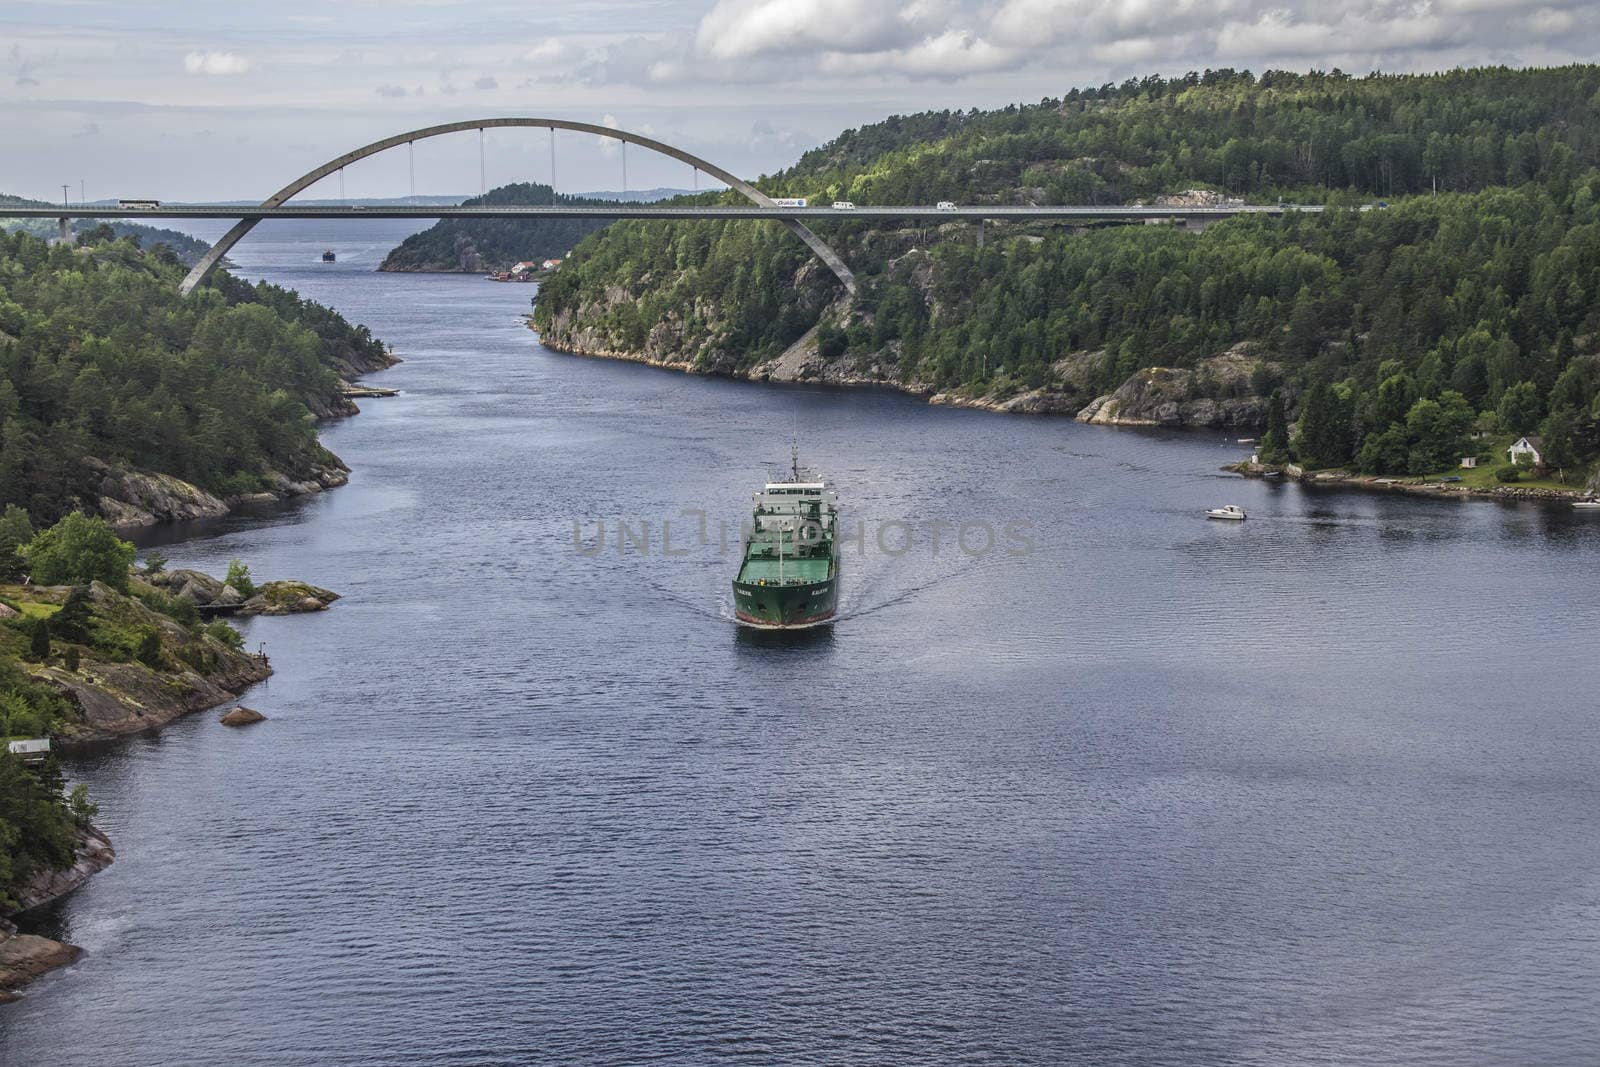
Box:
733 574 838 628
732 464 839 629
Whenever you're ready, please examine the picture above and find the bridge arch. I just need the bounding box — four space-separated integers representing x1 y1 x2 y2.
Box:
179 117 855 294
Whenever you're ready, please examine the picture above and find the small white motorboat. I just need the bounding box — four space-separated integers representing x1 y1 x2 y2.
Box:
1206 504 1247 521
1574 499 1600 510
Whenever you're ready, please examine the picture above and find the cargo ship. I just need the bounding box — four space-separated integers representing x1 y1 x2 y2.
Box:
732 449 838 629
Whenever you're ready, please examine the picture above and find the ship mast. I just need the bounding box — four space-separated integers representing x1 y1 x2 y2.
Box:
781 431 797 584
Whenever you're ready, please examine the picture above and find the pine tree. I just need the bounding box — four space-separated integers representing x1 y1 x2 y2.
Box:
135 628 163 669
1260 389 1289 462
52 586 92 644
1296 382 1354 468
0 504 30 581
28 617 50 662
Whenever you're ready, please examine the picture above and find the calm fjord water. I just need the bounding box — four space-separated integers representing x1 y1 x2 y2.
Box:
5 223 1600 1065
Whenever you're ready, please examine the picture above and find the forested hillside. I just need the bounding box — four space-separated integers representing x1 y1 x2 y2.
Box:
535 65 1600 481
765 65 1598 206
379 182 612 271
0 229 394 525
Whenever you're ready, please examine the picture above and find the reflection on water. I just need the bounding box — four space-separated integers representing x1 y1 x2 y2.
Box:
4 227 1600 1066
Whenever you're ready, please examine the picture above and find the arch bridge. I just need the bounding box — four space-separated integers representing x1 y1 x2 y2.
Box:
178 117 858 295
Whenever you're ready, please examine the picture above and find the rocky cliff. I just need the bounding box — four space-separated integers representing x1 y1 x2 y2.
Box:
1075 346 1287 428
90 460 351 532
538 288 1288 431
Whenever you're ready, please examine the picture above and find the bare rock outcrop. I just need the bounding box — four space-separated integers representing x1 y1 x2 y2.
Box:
41 650 270 740
0 931 81 1001
238 581 340 616
1077 345 1286 429
87 456 353 532
89 459 230 530
9 825 115 915
220 706 266 726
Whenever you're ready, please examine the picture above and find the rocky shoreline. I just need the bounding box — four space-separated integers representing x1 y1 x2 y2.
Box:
534 315 1286 429
90 345 400 532
533 321 1600 507
93 459 353 533
0 564 339 999
0 825 116 1001
1228 460 1591 503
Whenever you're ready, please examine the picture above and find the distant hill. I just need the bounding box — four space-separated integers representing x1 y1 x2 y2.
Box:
0 194 213 266
378 183 622 272
576 187 698 203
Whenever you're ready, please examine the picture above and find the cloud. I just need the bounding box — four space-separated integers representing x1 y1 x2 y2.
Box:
817 29 1018 78
748 118 813 153
374 83 408 97
183 51 252 76
597 113 622 157
1526 7 1576 34
686 0 1021 80
695 0 953 60
474 75 498 90
521 39 565 63
573 0 1598 91
986 0 1595 67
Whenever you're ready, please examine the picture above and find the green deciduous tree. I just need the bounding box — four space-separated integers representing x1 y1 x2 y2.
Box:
1403 390 1475 474
224 560 256 597
1497 380 1542 435
24 513 135 592
1373 373 1417 431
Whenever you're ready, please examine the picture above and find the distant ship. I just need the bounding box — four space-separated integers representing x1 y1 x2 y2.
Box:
732 448 839 628
321 250 336 263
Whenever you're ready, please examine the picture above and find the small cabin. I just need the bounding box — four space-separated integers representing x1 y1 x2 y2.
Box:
1508 436 1543 467
1459 456 1477 469
7 738 50 765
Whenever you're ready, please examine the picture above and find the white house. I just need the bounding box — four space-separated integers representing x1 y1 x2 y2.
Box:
7 738 50 764
1508 435 1543 467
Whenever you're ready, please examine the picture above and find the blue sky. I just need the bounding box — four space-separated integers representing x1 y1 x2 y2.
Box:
3 0 1596 201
